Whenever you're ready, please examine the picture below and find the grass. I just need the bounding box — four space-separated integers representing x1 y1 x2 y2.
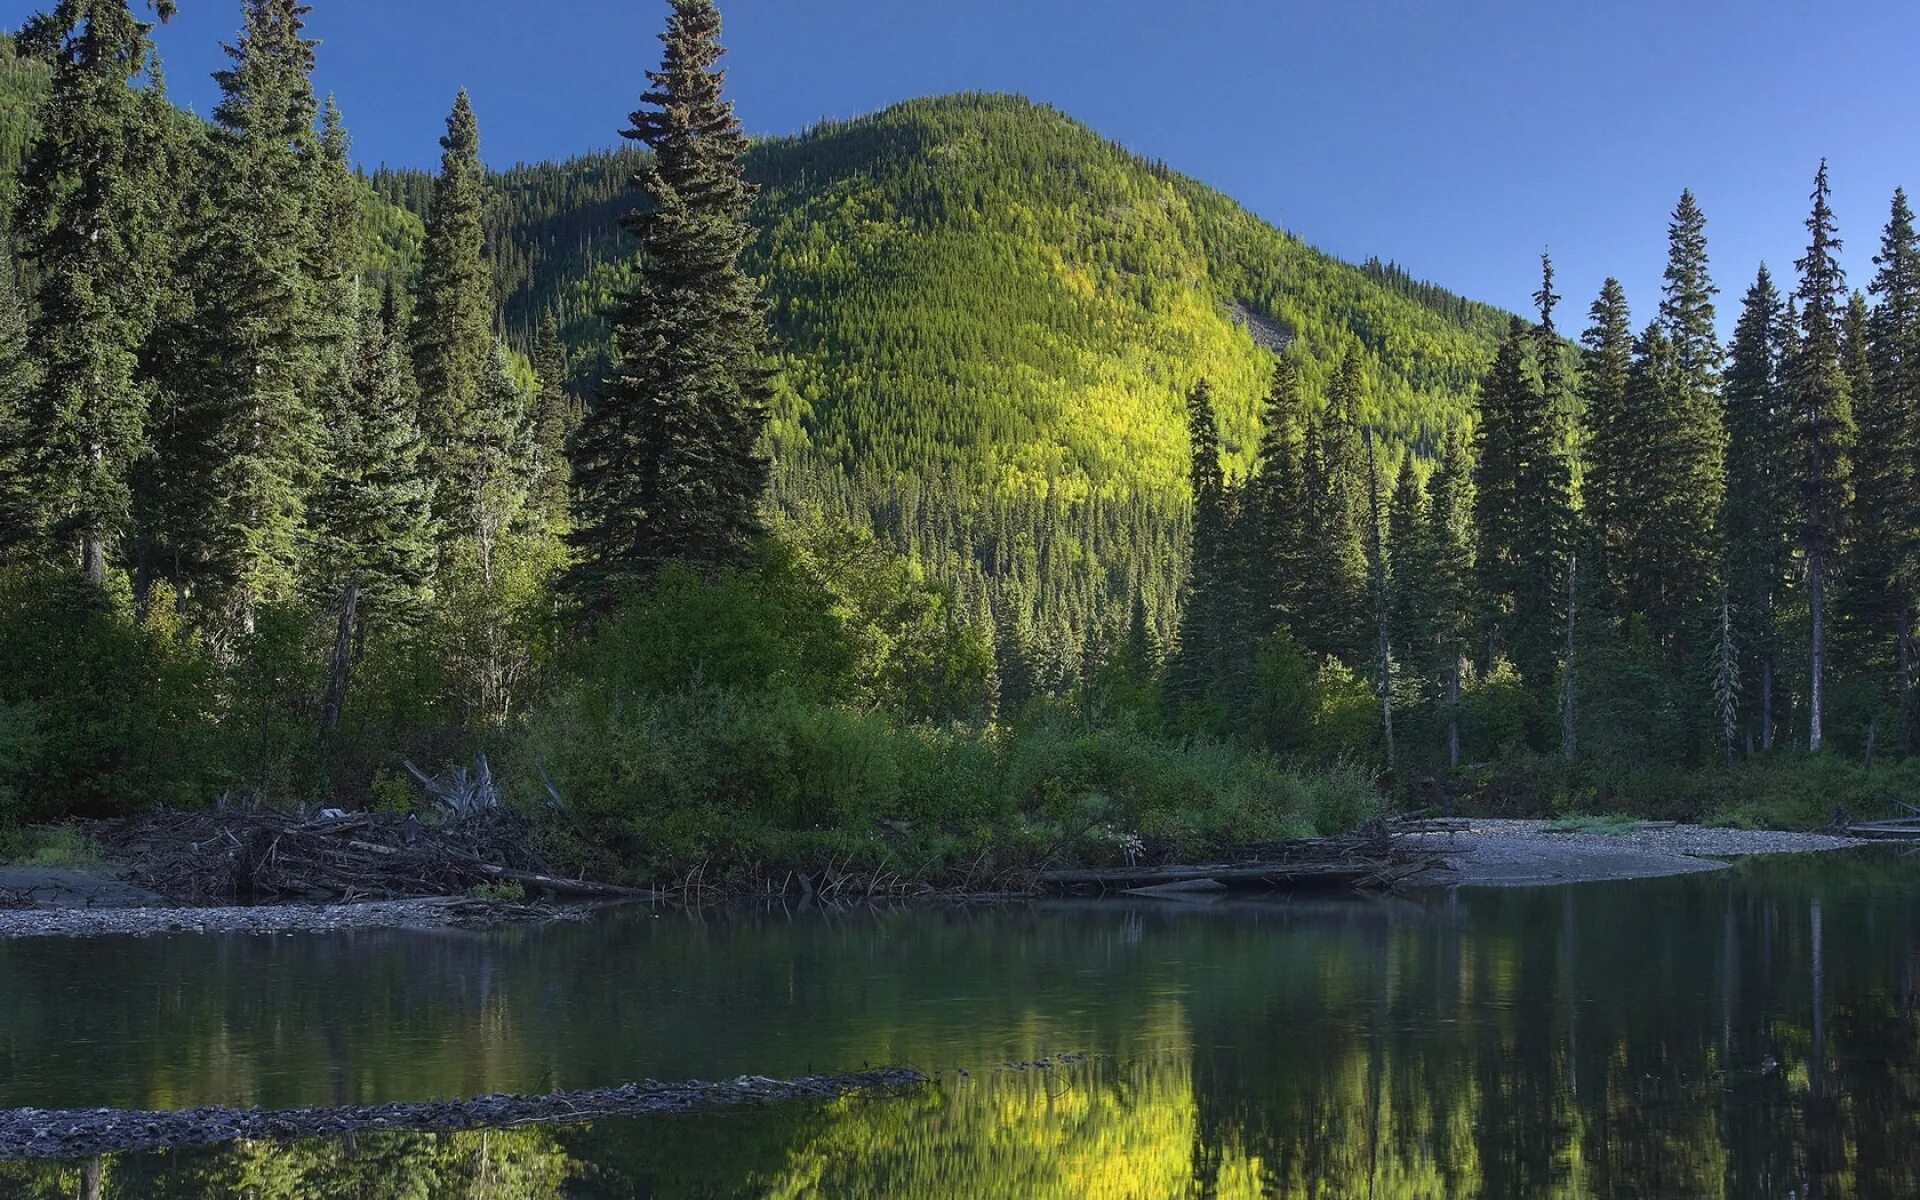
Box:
0 824 100 868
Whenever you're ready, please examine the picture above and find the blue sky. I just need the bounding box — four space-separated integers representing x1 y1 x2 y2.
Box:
80 0 1920 325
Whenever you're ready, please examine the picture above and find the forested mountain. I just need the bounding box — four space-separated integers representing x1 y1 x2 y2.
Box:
0 44 1509 665
370 93 1513 662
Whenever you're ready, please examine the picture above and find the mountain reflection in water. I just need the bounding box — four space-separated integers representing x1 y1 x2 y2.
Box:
2 852 1915 1198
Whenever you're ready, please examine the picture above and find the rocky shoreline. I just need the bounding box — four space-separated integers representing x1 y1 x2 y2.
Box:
0 895 606 940
0 1070 924 1160
1406 818 1868 887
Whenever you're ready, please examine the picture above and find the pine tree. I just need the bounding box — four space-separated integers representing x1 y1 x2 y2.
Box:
1245 354 1309 640
1298 350 1369 662
1578 277 1634 603
179 0 326 629
1723 265 1791 752
1385 450 1424 670
1362 427 1394 764
1867 190 1920 747
570 0 772 599
0 245 36 561
1424 428 1475 767
411 90 496 540
1790 161 1855 752
310 302 434 625
1661 190 1722 387
1167 379 1230 705
1839 289 1903 714
1476 298 1570 693
527 317 578 538
12 0 178 582
466 345 536 581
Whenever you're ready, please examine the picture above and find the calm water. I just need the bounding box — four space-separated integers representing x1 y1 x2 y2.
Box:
2 851 1917 1197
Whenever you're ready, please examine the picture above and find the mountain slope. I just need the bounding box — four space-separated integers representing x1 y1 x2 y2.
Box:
5 62 1511 659
423 93 1509 498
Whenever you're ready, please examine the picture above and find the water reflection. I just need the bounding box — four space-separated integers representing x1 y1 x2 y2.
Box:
3 853 1917 1197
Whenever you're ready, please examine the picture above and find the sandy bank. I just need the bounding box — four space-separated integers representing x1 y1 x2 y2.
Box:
1408 818 1868 887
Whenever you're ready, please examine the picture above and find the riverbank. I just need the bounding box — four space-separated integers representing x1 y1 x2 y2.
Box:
0 1069 924 1159
0 895 609 939
1409 818 1867 887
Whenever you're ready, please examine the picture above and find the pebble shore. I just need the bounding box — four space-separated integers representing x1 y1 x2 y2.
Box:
0 897 478 940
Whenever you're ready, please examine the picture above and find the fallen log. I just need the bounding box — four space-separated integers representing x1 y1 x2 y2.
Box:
0 1069 925 1160
1035 861 1380 892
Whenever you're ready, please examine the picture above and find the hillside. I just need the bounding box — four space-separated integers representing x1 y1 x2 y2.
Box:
4 59 1510 661
383 94 1513 657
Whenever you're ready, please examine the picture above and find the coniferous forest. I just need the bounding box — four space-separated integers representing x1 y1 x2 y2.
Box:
3 0 1920 881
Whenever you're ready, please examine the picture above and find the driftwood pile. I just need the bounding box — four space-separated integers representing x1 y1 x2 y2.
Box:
1032 823 1442 897
93 804 640 905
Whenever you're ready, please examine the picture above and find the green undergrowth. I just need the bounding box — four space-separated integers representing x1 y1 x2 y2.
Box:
0 824 98 868
1439 750 1920 832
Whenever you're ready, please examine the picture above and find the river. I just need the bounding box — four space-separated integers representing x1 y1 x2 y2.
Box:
1 850 1914 1197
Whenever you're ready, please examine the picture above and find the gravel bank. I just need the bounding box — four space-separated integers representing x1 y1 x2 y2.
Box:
0 896 555 940
0 1070 924 1160
1408 819 1867 888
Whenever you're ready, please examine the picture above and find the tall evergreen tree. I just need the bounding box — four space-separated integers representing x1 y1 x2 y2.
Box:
1722 266 1793 752
1660 190 1722 387
1578 277 1634 603
1298 350 1368 662
1385 449 1424 671
1867 190 1920 746
1167 379 1230 705
310 302 433 625
1839 288 1903 713
527 316 578 538
181 0 325 629
570 0 772 599
1424 428 1475 767
1245 354 1309 640
0 244 36 560
411 90 495 539
1790 160 1855 752
12 0 178 582
1476 300 1571 693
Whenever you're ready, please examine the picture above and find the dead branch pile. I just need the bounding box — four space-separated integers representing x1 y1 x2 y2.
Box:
93 806 643 905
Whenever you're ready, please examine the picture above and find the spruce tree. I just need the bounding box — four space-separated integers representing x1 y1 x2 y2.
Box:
1167 379 1229 705
12 0 178 582
1660 190 1722 387
527 317 578 538
570 0 772 599
181 0 326 628
1424 428 1475 767
1840 288 1903 712
411 90 496 539
466 345 536 580
1385 449 1424 672
1790 161 1855 752
1867 190 1920 746
1578 278 1634 603
1245 354 1309 639
0 245 36 561
1476 301 1571 694
310 302 434 625
1723 265 1791 752
1298 350 1369 662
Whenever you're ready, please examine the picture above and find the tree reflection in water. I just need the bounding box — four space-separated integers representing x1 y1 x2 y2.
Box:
2 854 1916 1198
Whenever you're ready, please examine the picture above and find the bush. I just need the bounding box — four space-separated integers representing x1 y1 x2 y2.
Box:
0 566 223 818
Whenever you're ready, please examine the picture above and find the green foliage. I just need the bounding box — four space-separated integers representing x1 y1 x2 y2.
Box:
0 566 221 818
569 0 772 597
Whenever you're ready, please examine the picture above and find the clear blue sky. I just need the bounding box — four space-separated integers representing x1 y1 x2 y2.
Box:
91 0 1920 325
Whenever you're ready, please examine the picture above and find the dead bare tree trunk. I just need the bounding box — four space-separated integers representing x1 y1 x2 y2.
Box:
79 1155 102 1200
319 582 360 743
